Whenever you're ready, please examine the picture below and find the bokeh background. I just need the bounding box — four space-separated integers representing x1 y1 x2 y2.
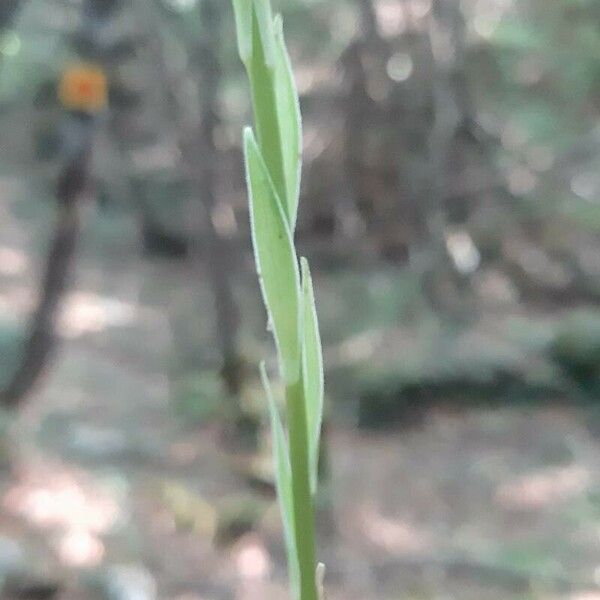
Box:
0 0 600 598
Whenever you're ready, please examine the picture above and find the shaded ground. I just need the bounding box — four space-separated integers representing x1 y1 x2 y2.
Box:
0 182 599 599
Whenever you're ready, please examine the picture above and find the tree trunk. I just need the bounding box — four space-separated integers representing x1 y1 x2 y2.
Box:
416 0 477 321
1 151 91 406
191 0 243 400
336 0 385 239
0 0 118 407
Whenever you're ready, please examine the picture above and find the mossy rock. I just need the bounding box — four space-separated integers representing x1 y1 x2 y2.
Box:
356 370 523 430
355 329 563 430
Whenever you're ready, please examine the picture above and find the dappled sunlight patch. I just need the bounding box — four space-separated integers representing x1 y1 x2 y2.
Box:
330 330 384 366
0 284 35 317
358 503 430 555
56 527 105 567
375 0 412 37
58 291 137 338
231 533 271 581
0 246 28 276
495 465 591 511
2 463 122 568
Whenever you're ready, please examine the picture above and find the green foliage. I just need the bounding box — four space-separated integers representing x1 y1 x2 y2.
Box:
300 258 323 496
244 129 301 384
234 1 324 598
272 15 302 228
488 541 568 585
489 0 600 147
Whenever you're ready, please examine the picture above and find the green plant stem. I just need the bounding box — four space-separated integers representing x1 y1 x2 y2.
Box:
286 378 318 600
248 10 289 220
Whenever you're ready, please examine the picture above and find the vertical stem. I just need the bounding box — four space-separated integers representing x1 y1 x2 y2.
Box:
286 378 318 600
248 10 288 219
242 4 320 597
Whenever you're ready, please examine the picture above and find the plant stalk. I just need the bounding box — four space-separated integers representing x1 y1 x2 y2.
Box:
285 378 318 600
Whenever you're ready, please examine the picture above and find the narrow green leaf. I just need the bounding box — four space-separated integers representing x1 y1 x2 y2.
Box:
273 14 302 229
300 258 324 496
260 363 299 596
252 0 276 67
244 128 301 383
249 9 288 216
231 0 252 64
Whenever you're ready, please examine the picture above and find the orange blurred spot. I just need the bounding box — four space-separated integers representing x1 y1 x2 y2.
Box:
58 64 108 113
77 80 93 98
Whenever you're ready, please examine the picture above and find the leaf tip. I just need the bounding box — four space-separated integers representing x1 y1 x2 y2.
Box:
273 13 283 35
243 125 255 147
300 256 309 273
300 257 312 288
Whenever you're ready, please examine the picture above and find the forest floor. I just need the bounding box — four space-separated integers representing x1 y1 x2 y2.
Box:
0 181 599 599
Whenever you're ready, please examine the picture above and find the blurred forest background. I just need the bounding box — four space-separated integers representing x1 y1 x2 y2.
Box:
0 0 600 598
